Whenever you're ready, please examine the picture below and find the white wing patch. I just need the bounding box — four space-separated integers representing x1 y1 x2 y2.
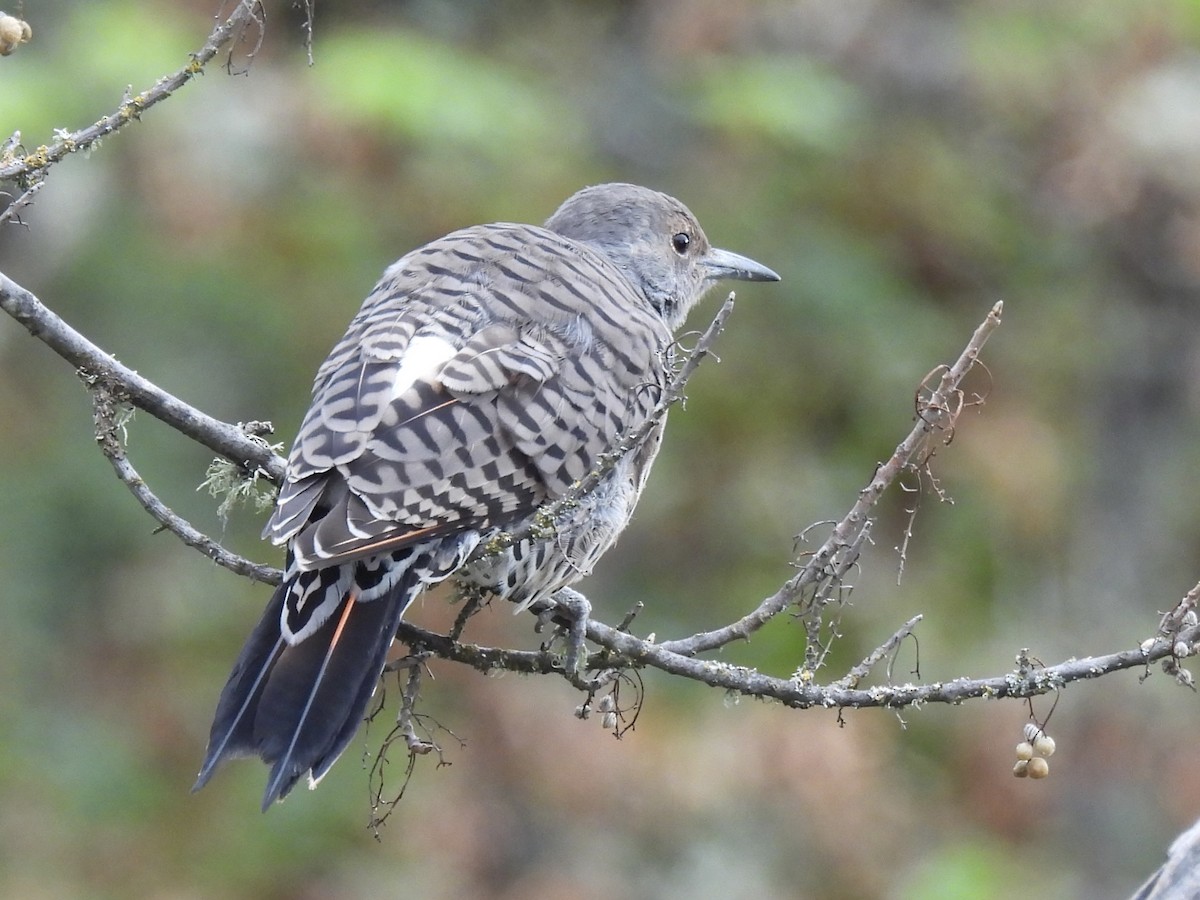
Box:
388 333 458 402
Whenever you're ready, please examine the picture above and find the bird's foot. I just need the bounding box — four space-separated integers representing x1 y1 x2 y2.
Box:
532 587 592 678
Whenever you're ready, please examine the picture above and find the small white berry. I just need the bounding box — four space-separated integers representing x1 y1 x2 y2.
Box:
1013 760 1030 778
0 15 30 56
1015 741 1034 761
1033 734 1056 757
1027 757 1050 779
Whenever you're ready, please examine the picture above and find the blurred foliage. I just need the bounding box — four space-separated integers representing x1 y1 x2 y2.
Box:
4 0 1200 897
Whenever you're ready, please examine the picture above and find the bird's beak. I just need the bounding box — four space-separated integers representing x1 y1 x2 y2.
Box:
701 247 781 283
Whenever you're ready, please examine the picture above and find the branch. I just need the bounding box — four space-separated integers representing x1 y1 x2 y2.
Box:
0 2 285 564
389 301 1198 710
398 611 1200 709
91 382 281 584
16 258 1117 717
9 229 1195 714
395 621 568 678
653 301 1005 660
0 270 285 480
0 1 265 186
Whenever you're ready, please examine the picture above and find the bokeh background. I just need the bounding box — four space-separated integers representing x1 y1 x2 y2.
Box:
3 1 1200 897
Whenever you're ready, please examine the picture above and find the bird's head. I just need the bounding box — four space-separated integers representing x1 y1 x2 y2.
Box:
546 183 780 331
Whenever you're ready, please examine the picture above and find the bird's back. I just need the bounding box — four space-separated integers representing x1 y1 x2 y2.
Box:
266 222 674 578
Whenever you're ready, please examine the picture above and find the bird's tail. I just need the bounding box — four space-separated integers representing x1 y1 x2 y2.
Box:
192 570 412 811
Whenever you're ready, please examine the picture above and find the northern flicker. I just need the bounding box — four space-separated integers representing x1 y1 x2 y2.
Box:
193 183 780 809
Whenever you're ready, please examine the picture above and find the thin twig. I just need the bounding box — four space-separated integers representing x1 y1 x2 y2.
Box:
0 181 42 225
834 615 924 690
367 655 461 838
652 300 1005 659
91 383 281 584
0 1 265 185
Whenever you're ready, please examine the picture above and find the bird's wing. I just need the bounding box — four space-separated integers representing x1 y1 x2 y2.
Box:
264 223 668 570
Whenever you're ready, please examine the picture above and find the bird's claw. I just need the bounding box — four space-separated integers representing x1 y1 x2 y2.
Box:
546 587 592 676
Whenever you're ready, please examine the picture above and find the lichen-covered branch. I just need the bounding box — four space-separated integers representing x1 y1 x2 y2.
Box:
0 270 285 480
91 382 281 584
654 301 1004 661
0 1 264 186
399 613 1200 709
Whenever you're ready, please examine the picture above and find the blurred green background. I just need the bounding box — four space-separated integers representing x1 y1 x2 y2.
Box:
4 1 1200 897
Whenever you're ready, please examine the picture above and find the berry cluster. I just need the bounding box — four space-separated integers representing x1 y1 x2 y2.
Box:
1013 722 1056 779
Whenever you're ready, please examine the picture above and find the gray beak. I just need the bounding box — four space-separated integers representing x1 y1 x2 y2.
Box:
701 247 781 283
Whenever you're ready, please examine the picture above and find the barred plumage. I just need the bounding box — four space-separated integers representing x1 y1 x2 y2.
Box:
194 183 779 809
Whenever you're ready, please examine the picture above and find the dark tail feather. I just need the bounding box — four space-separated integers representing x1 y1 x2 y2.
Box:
192 583 289 793
193 580 410 811
255 587 406 809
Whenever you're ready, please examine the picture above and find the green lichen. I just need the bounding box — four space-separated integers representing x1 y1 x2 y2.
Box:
199 457 278 524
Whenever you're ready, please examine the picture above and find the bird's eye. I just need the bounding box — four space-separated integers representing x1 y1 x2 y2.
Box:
671 232 691 255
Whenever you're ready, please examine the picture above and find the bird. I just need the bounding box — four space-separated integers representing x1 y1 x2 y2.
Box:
193 182 780 810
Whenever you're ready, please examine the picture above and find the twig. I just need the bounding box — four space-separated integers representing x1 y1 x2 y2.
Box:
0 1 265 186
367 655 461 838
296 0 316 66
0 181 42 225
91 382 281 584
834 615 924 690
652 300 1005 659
